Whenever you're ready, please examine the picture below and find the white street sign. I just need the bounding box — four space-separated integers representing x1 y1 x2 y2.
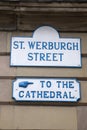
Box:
10 26 81 67
12 78 80 102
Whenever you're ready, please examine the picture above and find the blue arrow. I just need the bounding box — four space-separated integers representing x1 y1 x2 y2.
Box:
19 81 33 88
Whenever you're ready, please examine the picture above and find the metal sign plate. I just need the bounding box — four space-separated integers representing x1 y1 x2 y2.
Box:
12 78 80 102
10 26 81 67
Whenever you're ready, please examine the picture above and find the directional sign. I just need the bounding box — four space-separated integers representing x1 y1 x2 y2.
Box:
12 78 80 102
10 26 81 67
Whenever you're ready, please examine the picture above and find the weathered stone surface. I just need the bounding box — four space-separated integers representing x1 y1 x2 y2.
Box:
0 105 77 130
0 14 16 30
0 56 16 76
77 106 87 130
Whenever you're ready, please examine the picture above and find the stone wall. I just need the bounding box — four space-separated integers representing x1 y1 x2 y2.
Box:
0 1 87 130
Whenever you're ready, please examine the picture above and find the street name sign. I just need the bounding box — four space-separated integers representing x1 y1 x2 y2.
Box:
10 26 81 67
